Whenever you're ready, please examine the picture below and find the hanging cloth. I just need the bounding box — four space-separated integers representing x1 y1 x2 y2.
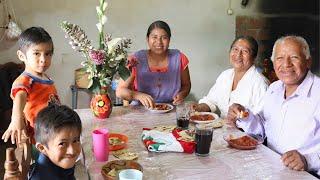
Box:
0 0 22 50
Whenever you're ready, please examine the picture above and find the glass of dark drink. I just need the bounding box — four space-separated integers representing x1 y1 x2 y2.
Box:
177 116 189 129
195 124 213 156
176 103 190 129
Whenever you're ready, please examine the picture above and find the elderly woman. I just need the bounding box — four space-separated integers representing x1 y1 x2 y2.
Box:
193 36 269 118
116 20 191 108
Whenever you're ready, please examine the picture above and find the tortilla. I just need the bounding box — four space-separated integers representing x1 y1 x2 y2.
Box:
113 149 138 160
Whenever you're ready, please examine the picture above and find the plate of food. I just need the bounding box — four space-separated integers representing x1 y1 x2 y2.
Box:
112 149 138 160
101 160 143 180
223 133 264 150
189 112 219 124
147 103 174 113
109 133 128 151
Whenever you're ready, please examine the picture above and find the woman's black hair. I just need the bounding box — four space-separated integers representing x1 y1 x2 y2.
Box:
146 20 171 39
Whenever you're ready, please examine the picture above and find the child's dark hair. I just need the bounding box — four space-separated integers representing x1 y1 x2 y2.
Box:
18 26 54 54
35 103 82 146
147 20 171 39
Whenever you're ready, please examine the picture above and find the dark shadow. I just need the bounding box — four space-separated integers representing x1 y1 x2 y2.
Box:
258 0 319 15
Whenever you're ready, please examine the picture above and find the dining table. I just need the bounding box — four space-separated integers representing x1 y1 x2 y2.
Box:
74 105 317 180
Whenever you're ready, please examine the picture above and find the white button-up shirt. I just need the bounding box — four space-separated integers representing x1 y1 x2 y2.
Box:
199 66 269 118
238 71 320 175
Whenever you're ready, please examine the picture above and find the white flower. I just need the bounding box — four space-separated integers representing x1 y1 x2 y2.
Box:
102 2 108 11
101 15 107 25
96 23 103 33
96 6 103 16
115 54 125 61
107 38 122 53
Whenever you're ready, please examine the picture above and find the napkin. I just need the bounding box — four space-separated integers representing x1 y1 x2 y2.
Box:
142 128 195 153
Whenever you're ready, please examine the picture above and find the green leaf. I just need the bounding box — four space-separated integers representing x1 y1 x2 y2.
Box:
118 63 131 81
88 78 101 94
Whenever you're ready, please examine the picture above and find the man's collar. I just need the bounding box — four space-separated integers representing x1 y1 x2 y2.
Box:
294 71 313 97
278 71 314 98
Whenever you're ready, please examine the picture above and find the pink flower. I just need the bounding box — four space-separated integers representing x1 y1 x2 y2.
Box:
127 56 138 71
89 50 105 65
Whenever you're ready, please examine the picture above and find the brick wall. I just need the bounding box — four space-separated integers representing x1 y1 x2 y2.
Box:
236 16 319 72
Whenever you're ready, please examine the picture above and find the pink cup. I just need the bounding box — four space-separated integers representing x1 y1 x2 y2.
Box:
92 128 109 162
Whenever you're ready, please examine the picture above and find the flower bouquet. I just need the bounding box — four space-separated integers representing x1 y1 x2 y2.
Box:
60 0 131 118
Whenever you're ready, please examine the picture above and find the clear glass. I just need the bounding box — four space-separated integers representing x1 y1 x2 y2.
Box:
195 124 213 156
176 103 190 130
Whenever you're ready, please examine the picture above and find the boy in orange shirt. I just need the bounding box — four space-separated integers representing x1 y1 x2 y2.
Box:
2 27 59 144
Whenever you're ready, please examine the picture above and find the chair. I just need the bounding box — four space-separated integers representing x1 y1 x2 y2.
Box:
3 135 31 180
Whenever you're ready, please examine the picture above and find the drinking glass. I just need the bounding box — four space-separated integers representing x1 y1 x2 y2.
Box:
195 124 213 156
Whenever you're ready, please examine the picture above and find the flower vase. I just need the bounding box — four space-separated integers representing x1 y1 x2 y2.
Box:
90 93 112 119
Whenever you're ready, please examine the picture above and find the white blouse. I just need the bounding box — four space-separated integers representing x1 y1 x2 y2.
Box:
199 66 269 118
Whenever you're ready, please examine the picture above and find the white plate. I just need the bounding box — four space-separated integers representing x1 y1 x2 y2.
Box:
147 103 174 114
190 112 219 124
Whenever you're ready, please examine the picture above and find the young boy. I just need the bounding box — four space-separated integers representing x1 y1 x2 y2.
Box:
1 26 59 144
28 103 82 179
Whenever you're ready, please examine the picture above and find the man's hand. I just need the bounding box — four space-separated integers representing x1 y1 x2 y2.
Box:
281 150 308 171
2 118 28 144
135 92 155 109
226 103 246 127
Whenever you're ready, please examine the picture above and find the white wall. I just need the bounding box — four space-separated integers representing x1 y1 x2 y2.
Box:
0 0 261 108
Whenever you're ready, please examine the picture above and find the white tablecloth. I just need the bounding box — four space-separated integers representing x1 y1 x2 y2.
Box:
75 106 316 180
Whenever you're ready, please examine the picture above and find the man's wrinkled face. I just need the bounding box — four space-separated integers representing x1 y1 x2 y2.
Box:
273 39 311 88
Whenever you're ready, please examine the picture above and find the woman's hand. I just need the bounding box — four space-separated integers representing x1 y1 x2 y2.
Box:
172 92 184 105
135 92 155 109
192 103 211 112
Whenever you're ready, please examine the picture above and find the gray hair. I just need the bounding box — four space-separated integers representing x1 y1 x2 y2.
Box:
270 35 311 61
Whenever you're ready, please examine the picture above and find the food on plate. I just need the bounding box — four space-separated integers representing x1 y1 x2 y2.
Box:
101 160 143 179
113 149 138 160
108 133 128 151
238 110 249 119
177 130 195 142
190 114 215 121
153 125 176 133
107 168 117 177
228 135 258 147
211 121 223 128
109 137 125 146
153 104 170 110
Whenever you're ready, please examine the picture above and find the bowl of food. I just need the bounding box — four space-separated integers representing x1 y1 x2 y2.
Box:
109 133 128 151
101 160 143 180
223 133 264 150
189 112 219 124
147 103 173 113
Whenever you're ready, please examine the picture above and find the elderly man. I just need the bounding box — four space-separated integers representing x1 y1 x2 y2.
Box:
227 35 320 176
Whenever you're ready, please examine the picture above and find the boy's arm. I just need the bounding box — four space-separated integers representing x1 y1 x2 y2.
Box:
2 90 28 144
